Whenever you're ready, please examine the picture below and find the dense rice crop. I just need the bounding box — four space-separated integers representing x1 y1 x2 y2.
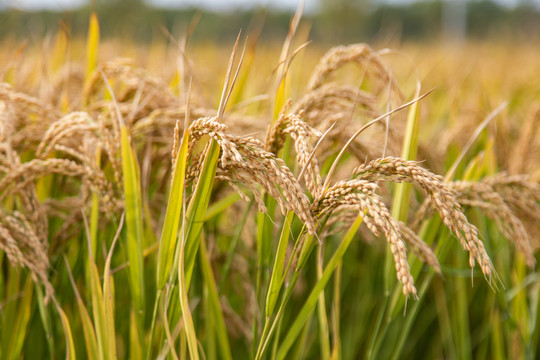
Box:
1 11 540 359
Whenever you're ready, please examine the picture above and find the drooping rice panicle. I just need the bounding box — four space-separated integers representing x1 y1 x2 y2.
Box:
354 156 494 279
313 179 417 297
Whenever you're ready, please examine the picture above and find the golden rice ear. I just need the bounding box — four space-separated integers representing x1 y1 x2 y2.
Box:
312 179 417 297
0 84 60 149
509 107 540 177
0 209 53 299
414 173 540 266
186 116 317 236
306 44 402 99
292 84 380 128
84 59 176 110
485 173 540 252
450 180 535 267
354 156 494 279
266 111 323 196
36 112 97 158
398 221 441 275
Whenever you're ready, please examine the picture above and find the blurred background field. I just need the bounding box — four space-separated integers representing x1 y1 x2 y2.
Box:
1 1 540 359
2 0 540 43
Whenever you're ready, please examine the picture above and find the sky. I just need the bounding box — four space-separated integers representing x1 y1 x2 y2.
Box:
1 0 538 11
3 0 303 11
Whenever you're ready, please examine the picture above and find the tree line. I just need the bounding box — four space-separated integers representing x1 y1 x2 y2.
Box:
1 0 539 43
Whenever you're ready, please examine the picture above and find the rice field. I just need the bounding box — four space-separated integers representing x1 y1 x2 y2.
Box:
1 11 540 360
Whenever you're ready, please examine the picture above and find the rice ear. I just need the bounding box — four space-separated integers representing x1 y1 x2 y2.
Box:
354 156 494 279
313 179 417 297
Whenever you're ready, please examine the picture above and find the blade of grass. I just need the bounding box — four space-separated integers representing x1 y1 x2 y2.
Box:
256 215 332 360
219 201 253 291
161 286 180 360
35 284 55 359
65 257 99 360
432 277 456 359
266 211 294 317
183 140 220 288
276 214 364 360
52 296 77 360
317 245 331 360
453 253 472 360
178 210 199 360
217 32 246 119
255 195 277 352
102 213 124 360
3 275 33 360
510 258 530 356
90 148 101 260
84 12 99 94
120 125 146 317
331 262 342 360
204 282 217 360
156 96 191 290
491 310 505 360
199 235 233 360
255 231 314 360
290 316 313 360
50 24 68 73
129 309 143 360
203 192 241 222
529 279 540 359
89 254 108 359
392 81 422 222
270 314 284 360
382 73 393 158
85 12 99 79
144 290 161 360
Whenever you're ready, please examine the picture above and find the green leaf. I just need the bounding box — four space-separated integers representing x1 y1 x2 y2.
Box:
184 140 220 288
129 310 143 360
103 230 118 360
3 275 33 360
35 285 55 359
85 12 99 89
266 211 294 317
90 147 101 261
157 124 190 289
200 236 233 360
77 292 100 360
277 214 364 360
89 260 108 360
386 83 422 294
121 125 145 317
204 192 241 222
56 303 77 360
179 228 199 360
392 82 422 222
316 246 331 360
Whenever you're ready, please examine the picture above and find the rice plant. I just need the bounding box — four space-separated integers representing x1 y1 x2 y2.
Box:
0 10 539 360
